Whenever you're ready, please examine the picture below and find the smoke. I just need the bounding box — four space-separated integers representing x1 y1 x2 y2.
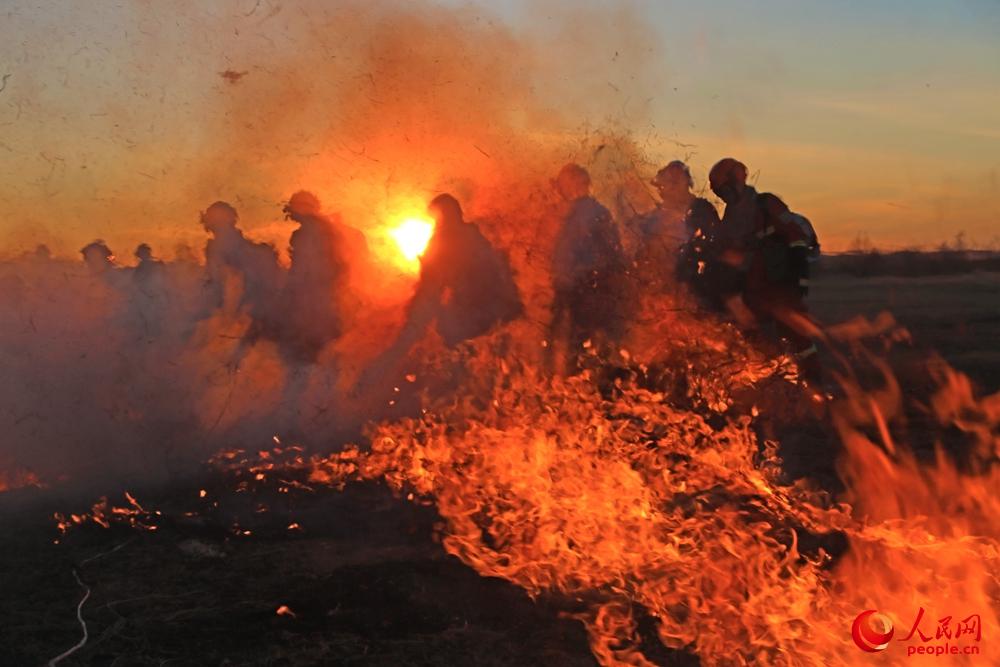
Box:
1 0 666 258
0 1 675 493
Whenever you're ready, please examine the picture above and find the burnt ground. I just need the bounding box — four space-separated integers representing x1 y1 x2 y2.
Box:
2 272 997 667
0 481 701 667
0 485 596 666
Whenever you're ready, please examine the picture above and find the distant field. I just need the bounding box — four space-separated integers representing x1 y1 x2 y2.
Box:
810 271 1000 391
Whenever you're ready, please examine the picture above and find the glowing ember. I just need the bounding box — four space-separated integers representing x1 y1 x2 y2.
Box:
389 216 434 262
0 467 42 493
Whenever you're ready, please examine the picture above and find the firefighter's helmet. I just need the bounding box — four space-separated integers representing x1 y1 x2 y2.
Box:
201 201 239 231
428 193 463 224
553 163 591 200
285 190 322 218
708 158 748 192
651 160 693 189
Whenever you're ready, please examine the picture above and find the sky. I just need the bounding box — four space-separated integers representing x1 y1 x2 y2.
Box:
0 0 997 256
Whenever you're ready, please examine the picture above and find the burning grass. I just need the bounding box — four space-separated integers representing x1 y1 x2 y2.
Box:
25 296 998 665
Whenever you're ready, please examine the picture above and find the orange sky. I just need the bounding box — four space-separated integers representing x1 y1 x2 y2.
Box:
1 0 997 259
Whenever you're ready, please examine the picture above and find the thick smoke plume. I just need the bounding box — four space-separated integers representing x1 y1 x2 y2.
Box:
0 1 670 492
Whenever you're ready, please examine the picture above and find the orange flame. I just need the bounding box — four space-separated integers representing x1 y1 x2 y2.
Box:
53 303 999 665
301 306 999 665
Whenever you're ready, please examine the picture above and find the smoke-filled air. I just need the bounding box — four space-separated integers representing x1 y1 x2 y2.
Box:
1 2 998 666
1 0 666 487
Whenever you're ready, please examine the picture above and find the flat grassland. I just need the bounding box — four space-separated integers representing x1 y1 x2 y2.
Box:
810 271 1000 390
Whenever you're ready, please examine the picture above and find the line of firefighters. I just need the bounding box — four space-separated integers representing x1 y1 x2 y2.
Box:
77 156 821 386
545 157 821 381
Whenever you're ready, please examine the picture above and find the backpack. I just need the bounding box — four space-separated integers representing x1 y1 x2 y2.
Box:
459 224 523 321
754 196 821 284
786 211 821 262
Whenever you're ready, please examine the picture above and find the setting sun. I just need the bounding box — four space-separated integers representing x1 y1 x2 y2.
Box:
390 216 435 262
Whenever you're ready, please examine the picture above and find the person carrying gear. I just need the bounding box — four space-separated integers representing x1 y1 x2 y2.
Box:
708 158 820 380
635 160 721 303
288 190 372 287
279 190 353 363
356 193 522 392
404 193 522 347
134 243 154 263
131 243 166 291
80 240 130 297
133 243 164 278
549 163 629 371
200 200 283 322
125 243 168 337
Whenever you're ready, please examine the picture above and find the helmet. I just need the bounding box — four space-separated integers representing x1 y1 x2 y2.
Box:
80 240 112 260
81 240 114 272
428 193 463 224
201 201 239 231
708 158 748 192
285 190 322 217
553 163 591 200
135 243 153 261
651 160 693 189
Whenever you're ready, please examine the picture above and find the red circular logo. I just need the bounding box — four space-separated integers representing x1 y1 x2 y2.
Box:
852 610 895 652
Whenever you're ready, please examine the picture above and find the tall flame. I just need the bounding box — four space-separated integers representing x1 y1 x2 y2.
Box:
49 300 1000 665
300 306 1000 665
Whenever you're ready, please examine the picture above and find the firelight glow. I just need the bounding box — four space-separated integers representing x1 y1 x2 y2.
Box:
390 216 435 262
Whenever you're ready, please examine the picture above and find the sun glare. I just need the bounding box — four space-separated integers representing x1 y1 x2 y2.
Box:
390 216 435 262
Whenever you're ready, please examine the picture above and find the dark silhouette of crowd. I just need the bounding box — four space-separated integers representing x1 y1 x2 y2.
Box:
68 158 822 396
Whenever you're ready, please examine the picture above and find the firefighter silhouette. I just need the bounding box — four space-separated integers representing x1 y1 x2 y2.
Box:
709 158 820 381
355 193 522 394
549 163 629 372
635 161 721 305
